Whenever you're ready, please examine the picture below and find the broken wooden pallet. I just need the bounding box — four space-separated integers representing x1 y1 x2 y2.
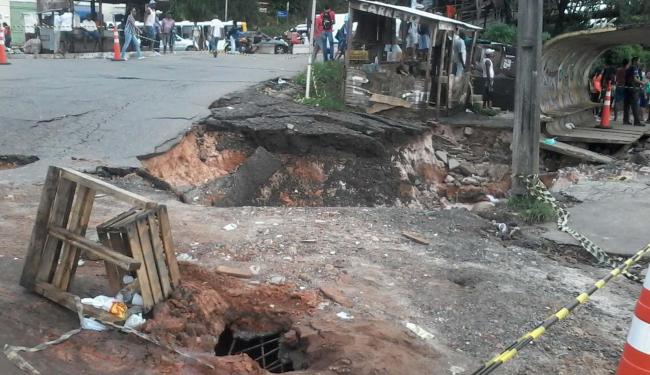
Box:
97 206 180 310
20 166 179 321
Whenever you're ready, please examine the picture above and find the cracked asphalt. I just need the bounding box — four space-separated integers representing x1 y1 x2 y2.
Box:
0 53 307 183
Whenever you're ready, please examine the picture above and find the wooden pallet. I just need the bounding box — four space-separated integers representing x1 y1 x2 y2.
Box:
20 166 179 321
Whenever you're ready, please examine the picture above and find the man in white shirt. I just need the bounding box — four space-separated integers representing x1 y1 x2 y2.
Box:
482 49 495 109
143 0 156 50
81 16 100 46
209 17 224 57
54 11 79 53
452 32 467 77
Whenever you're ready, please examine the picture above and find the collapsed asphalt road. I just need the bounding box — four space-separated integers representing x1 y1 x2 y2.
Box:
0 53 308 183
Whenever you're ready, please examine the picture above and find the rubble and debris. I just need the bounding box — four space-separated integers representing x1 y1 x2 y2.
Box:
401 231 430 245
404 322 435 340
319 285 353 307
215 265 253 278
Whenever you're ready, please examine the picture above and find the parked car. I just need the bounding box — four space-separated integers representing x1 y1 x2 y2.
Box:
172 34 197 51
224 32 290 54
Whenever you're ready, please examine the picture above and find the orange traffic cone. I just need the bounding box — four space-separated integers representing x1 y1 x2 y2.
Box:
111 27 123 61
0 25 10 65
616 270 650 374
599 82 612 129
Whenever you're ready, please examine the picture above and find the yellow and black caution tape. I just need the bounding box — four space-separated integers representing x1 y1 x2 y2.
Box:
472 245 650 375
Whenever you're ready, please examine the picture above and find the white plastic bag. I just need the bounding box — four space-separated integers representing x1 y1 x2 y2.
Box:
81 318 107 331
81 295 117 311
124 313 146 329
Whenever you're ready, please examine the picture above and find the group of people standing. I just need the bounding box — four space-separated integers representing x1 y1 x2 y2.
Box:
592 57 650 126
121 0 176 60
312 6 347 61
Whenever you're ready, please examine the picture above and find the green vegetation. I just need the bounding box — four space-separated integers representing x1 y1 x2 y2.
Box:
482 23 550 45
508 195 557 224
483 23 517 45
602 45 650 68
295 61 345 110
472 103 499 116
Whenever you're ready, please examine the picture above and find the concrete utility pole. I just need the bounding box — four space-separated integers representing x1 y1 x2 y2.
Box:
225 0 228 21
511 0 544 194
305 0 317 99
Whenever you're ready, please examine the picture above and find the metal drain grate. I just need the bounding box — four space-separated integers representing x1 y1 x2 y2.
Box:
215 327 294 373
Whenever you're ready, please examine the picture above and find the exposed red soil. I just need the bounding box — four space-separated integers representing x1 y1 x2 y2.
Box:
138 263 441 375
141 132 250 188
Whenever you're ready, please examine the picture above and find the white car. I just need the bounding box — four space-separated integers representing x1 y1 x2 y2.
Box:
171 34 197 51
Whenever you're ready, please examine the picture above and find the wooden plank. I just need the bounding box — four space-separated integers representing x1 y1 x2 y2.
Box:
125 224 155 310
58 167 156 209
98 230 125 295
369 93 412 109
34 282 124 323
540 140 614 164
135 215 164 304
158 205 181 288
21 166 61 289
48 226 141 271
35 178 77 284
548 133 639 144
52 186 95 291
147 213 171 297
435 30 449 119
97 208 139 231
367 103 395 114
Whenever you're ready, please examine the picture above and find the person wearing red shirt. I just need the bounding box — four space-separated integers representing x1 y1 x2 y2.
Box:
320 7 335 61
312 13 323 60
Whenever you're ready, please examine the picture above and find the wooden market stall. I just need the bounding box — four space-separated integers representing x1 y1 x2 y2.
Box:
344 0 482 117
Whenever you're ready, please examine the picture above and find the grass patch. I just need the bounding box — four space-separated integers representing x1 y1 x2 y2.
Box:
294 61 345 110
507 195 557 224
472 103 499 116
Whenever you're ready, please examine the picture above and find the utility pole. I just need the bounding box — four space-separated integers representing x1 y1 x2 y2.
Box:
224 0 228 21
305 0 317 99
511 0 544 194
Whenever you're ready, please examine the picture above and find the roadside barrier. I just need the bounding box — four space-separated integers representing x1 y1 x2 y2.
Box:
617 270 650 374
600 83 612 129
471 175 648 374
0 26 10 65
472 246 650 375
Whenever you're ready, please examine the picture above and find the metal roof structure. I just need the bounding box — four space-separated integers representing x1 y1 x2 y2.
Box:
350 0 482 31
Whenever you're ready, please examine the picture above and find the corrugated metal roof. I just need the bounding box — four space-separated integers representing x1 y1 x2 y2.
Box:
352 0 482 31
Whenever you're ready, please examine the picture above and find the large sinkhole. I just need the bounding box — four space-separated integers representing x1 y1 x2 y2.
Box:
215 326 306 373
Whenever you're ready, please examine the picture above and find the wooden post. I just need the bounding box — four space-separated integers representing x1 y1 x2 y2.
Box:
424 24 437 107
465 30 479 107
436 30 449 120
511 0 544 194
446 30 456 113
342 5 354 100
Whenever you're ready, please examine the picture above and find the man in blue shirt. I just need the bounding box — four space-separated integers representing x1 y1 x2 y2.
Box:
624 56 644 126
